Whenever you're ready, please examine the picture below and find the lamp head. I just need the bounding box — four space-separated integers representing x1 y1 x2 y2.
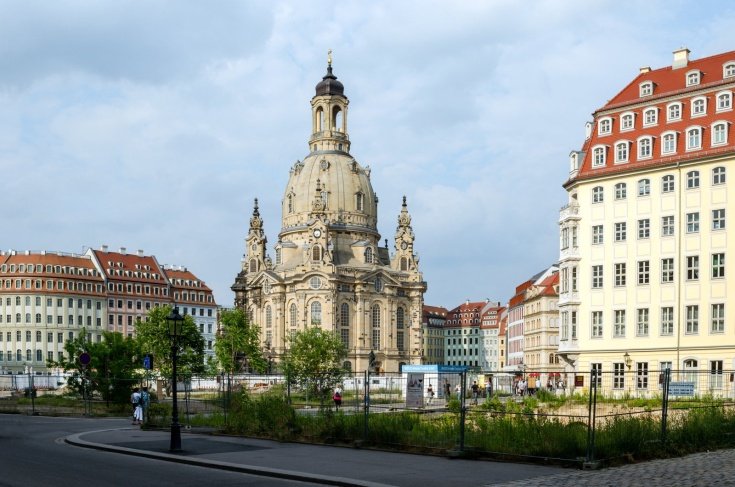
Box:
166 306 185 338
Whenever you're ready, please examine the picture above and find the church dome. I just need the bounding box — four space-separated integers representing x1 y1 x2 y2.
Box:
281 152 377 234
315 66 345 97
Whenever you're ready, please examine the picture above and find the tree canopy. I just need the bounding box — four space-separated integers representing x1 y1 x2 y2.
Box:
135 305 206 378
283 326 347 398
213 308 265 375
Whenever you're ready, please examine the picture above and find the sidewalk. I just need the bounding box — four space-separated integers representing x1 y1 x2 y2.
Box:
66 426 735 486
65 426 564 487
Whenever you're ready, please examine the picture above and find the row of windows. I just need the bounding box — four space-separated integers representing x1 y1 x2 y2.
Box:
590 254 725 288
3 296 103 309
590 361 724 391
1 331 73 343
561 305 726 340
0 263 99 276
638 62 735 97
591 168 726 202
592 124 730 167
286 192 366 213
590 210 726 243
107 281 168 296
1 278 104 293
599 93 733 136
0 313 102 326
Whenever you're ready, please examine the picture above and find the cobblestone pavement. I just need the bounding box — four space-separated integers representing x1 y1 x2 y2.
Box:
489 449 735 486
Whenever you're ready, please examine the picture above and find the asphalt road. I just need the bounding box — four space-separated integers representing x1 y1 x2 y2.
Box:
0 414 323 487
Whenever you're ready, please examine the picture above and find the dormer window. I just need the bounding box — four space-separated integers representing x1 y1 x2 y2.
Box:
724 62 735 78
620 112 635 131
638 136 653 159
686 126 702 151
598 117 612 135
711 121 729 146
662 131 677 155
639 81 653 97
691 97 707 117
667 102 682 122
686 70 701 86
716 91 732 112
592 145 606 167
569 152 579 172
614 141 630 163
643 107 658 126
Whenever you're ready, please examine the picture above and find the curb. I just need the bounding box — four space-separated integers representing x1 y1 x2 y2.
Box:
65 429 394 487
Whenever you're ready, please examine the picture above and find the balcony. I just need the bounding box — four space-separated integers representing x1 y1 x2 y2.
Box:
558 203 580 223
559 246 580 262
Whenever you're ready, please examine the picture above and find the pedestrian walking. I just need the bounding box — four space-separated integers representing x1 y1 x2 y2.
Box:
471 381 479 405
141 386 150 423
444 380 451 402
131 387 143 425
333 386 342 411
455 384 461 401
427 384 434 405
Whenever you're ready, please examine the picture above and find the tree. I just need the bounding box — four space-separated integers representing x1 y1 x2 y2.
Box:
213 308 265 375
135 305 206 382
283 327 347 400
47 328 142 403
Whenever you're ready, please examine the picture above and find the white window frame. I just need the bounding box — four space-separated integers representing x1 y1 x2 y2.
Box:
598 117 612 136
713 166 726 185
592 186 604 204
642 107 658 127
686 70 701 87
724 62 735 78
620 111 635 131
592 145 607 167
638 136 653 159
691 97 707 117
639 81 653 97
614 140 630 163
711 122 729 147
716 91 732 112
667 102 682 122
687 170 700 189
592 225 604 244
712 208 726 230
686 126 702 151
638 178 651 196
661 131 677 155
614 182 627 200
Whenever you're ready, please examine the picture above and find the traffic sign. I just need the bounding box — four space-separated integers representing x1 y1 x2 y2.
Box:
143 354 153 370
79 352 91 366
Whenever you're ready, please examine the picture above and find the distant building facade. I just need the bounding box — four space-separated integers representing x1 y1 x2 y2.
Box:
559 48 735 392
0 246 217 374
422 305 448 365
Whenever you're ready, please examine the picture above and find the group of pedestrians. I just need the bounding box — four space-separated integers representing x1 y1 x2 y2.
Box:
130 387 150 425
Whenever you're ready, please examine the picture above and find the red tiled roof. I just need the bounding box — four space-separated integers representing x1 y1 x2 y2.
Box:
166 268 212 292
570 50 735 185
92 249 165 283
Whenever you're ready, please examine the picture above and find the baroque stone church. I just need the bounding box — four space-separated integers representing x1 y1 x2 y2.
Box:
232 57 426 373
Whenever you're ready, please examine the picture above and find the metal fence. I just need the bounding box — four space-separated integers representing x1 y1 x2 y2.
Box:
2 368 734 465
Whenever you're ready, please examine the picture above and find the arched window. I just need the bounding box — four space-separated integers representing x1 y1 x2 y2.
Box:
598 117 612 135
638 137 652 159
25 349 31 361
717 91 732 111
592 186 604 204
639 81 653 97
16 350 22 361
371 304 381 349
691 97 706 116
275 248 282 265
36 349 42 361
287 194 293 213
35 313 41 324
290 303 298 328
355 192 364 212
374 277 383 293
643 107 658 126
310 301 321 325
712 123 728 146
332 106 343 131
662 175 675 193
321 190 328 208
249 259 257 273
687 170 700 189
265 306 272 328
333 298 347 325
15 313 21 323
396 307 405 329
312 245 322 261
365 247 373 264
400 257 408 271
724 62 735 78
667 102 682 121
592 146 606 167
713 166 726 185
15 296 20 305
638 179 651 196
686 127 702 150
316 106 324 131
615 141 629 163
620 112 635 131
662 131 677 154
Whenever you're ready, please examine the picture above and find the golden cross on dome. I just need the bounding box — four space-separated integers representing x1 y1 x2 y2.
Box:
327 49 332 67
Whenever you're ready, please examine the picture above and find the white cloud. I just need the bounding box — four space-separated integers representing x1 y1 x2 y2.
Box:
2 0 735 308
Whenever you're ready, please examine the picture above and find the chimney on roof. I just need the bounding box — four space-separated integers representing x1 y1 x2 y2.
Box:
639 66 651 74
137 249 144 256
673 47 690 69
465 299 469 305
485 298 490 303
120 247 127 255
101 245 108 252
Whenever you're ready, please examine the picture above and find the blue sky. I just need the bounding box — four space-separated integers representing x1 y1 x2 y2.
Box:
2 1 735 308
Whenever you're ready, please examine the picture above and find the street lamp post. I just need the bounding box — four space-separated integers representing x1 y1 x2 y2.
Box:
166 305 184 452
